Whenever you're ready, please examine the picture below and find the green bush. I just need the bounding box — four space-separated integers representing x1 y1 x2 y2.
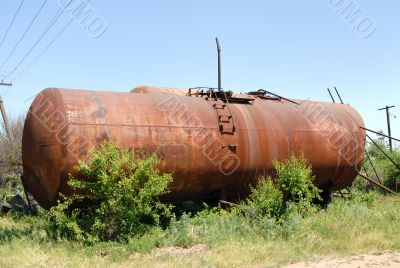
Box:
349 189 377 206
275 154 321 214
164 213 195 248
48 142 173 242
243 154 321 221
245 179 283 219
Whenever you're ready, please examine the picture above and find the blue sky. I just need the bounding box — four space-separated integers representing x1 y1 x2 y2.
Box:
0 1 399 144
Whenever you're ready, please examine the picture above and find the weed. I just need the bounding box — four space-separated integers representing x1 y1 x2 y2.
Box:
48 142 173 242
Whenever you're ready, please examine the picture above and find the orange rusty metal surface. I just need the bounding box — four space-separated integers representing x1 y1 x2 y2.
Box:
131 85 187 95
22 88 366 209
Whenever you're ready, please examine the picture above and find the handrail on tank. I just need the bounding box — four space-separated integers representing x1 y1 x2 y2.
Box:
248 89 300 105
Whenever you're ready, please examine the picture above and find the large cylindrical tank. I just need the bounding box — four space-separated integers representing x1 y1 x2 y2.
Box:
22 88 366 209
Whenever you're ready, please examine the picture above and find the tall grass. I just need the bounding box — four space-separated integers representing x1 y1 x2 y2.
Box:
1 193 400 267
1 143 400 267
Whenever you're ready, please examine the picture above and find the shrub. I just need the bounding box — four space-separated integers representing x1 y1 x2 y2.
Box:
245 179 283 219
243 154 321 221
164 213 195 248
48 142 173 242
349 189 377 206
275 154 321 214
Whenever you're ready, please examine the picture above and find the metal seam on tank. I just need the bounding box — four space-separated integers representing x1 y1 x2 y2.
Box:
326 106 346 183
295 103 340 182
26 89 60 206
340 109 359 180
232 104 252 180
269 102 290 158
66 122 220 129
256 101 279 161
56 88 68 175
252 100 270 170
53 88 69 197
245 101 275 177
330 106 364 187
304 103 342 187
192 98 216 180
343 107 365 187
332 106 349 185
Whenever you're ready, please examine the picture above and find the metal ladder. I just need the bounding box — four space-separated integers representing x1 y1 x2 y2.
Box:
208 96 237 153
212 102 235 134
187 87 237 152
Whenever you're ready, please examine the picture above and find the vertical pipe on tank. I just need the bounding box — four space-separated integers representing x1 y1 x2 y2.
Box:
216 38 222 92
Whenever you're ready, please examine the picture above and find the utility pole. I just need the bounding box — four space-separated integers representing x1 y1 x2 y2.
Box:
0 81 13 141
378 105 395 151
1 82 34 212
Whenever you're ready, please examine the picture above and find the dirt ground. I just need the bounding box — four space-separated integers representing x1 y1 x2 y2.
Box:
284 252 400 268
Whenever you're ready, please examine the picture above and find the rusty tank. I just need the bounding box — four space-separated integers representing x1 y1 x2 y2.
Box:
131 85 187 95
22 87 366 209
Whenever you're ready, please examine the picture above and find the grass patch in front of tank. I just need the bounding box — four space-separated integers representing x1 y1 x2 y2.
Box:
1 193 400 268
1 146 400 267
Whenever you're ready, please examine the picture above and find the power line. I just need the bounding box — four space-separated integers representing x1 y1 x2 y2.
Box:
0 0 25 48
0 0 49 71
11 0 72 71
8 0 73 76
12 18 74 83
